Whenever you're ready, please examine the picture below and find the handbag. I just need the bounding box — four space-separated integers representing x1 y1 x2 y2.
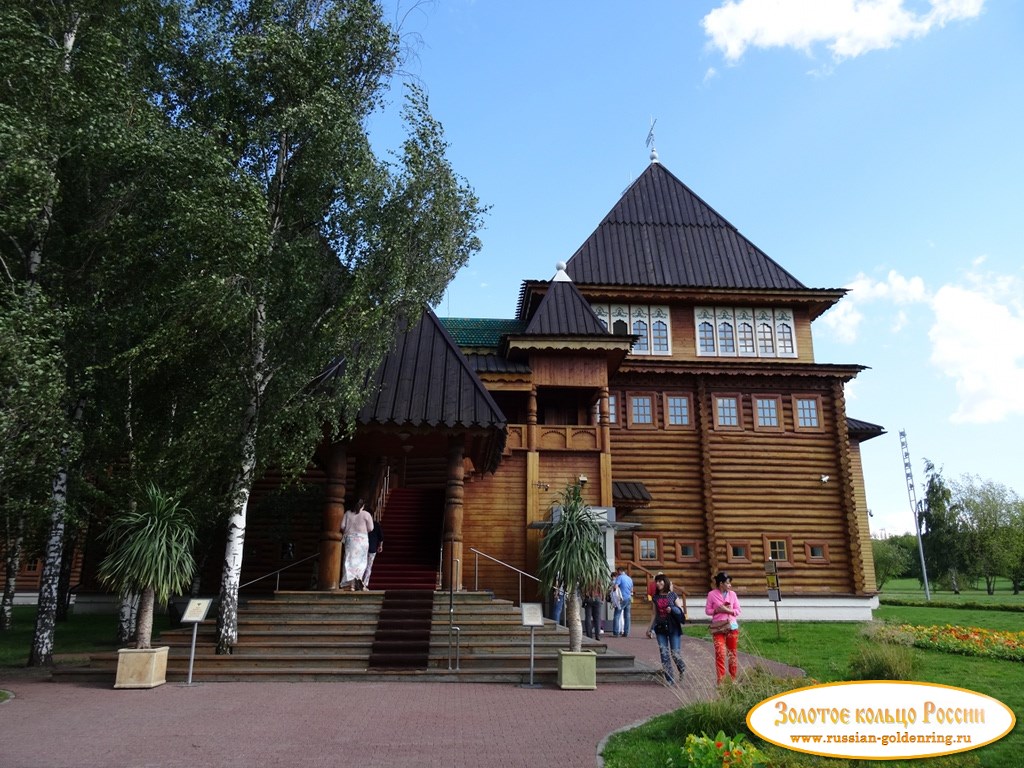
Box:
708 617 732 634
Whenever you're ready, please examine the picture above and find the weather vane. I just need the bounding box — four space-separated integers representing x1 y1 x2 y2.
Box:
646 117 659 162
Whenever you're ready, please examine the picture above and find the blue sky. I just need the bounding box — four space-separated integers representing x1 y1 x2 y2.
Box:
372 0 1022 540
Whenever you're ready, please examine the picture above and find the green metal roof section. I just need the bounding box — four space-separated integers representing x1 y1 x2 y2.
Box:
439 317 527 348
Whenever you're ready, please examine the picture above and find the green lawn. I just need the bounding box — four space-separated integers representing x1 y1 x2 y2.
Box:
881 577 1022 607
630 607 1024 768
0 606 169 669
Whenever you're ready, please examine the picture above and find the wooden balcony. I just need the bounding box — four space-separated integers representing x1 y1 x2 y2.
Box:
504 424 602 452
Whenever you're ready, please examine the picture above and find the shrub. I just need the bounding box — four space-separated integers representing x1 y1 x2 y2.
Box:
675 731 766 768
846 641 916 680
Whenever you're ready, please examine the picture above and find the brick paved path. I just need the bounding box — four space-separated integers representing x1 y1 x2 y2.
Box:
0 635 800 768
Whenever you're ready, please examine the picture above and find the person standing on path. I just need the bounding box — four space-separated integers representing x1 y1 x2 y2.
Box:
612 565 634 637
646 573 686 685
705 571 741 683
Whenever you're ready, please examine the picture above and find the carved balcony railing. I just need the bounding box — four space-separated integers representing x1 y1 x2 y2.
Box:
504 424 602 453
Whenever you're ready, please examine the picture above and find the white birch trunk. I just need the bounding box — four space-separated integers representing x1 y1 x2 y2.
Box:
116 593 139 645
1 523 22 631
215 298 266 654
28 466 70 666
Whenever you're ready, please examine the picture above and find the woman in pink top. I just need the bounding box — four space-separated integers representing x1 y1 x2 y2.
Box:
705 571 741 683
341 499 374 590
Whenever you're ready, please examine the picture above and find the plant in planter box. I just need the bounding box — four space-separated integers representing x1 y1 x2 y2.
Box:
98 483 197 650
537 483 608 655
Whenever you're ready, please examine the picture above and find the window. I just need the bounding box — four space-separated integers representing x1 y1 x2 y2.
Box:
664 394 692 427
805 541 831 564
754 396 782 430
652 318 670 353
793 396 822 431
632 319 649 352
698 321 716 354
714 395 741 430
762 534 794 565
727 541 751 564
607 394 617 425
592 303 672 355
738 321 755 355
695 306 798 358
26 559 39 573
628 393 654 428
634 533 663 564
718 321 736 354
676 541 700 563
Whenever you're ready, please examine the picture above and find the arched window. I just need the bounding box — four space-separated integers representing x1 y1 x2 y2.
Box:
738 322 755 355
698 321 716 354
718 321 735 354
652 320 669 353
776 322 795 356
757 322 775 355
632 319 649 352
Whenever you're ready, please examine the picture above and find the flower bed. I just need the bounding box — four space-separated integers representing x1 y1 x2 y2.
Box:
875 623 1024 662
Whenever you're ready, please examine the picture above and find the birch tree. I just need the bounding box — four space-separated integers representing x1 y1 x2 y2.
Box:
167 0 483 652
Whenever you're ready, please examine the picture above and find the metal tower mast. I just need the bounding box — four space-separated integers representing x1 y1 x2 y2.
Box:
900 429 931 601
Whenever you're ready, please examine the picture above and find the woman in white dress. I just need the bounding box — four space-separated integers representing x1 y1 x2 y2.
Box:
341 498 374 590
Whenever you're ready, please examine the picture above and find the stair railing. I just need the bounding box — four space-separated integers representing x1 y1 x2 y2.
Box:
373 462 390 521
468 547 540 606
239 552 319 592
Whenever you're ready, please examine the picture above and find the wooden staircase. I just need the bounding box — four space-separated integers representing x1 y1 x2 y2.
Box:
54 590 657 684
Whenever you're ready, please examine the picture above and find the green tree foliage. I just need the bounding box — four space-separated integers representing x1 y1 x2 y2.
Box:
97 484 197 649
919 460 969 593
953 475 1019 596
871 537 912 590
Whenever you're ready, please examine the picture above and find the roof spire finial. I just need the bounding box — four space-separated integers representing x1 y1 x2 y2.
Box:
646 117 659 163
552 261 571 282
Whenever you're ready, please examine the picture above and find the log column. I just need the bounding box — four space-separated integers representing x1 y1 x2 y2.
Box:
598 387 613 507
318 443 347 590
442 436 465 591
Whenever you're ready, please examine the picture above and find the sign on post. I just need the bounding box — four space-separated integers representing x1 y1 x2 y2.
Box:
180 598 212 686
520 603 544 688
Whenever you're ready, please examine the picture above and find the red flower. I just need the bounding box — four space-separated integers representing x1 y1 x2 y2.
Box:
715 741 724 749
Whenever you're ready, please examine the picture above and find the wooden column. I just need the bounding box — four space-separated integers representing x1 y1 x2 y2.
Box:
599 387 613 507
696 378 719 580
527 386 538 451
442 436 465 591
317 443 347 591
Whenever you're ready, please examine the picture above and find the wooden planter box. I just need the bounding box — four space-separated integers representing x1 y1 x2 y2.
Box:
557 649 597 690
114 647 169 689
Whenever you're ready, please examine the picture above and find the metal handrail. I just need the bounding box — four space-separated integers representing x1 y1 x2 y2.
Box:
469 547 540 606
239 552 319 591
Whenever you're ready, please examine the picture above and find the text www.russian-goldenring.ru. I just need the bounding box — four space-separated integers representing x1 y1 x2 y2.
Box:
790 732 972 748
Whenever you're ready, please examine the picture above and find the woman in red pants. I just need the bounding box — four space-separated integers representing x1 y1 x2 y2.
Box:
705 571 741 683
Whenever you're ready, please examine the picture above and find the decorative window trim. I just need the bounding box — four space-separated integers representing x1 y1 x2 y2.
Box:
753 395 783 431
626 392 656 429
634 533 663 565
676 540 701 563
592 302 672 355
792 395 824 432
805 541 831 565
662 393 694 429
695 306 798 359
713 393 743 431
726 540 751 564
762 534 794 566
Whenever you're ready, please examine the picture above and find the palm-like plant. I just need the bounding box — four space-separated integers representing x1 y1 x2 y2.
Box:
537 483 609 652
97 483 197 649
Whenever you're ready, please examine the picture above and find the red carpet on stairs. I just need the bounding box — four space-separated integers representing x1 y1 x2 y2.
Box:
365 488 443 592
368 589 434 669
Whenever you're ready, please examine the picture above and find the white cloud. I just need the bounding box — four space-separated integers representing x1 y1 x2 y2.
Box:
822 266 1024 425
702 0 985 63
929 278 1024 424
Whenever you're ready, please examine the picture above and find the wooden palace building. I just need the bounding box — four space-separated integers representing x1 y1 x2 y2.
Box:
8 157 885 621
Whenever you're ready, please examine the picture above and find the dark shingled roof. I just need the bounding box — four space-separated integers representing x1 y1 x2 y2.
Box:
440 317 527 348
566 162 807 291
847 417 885 442
612 481 652 505
522 279 613 337
357 309 507 431
465 354 531 374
